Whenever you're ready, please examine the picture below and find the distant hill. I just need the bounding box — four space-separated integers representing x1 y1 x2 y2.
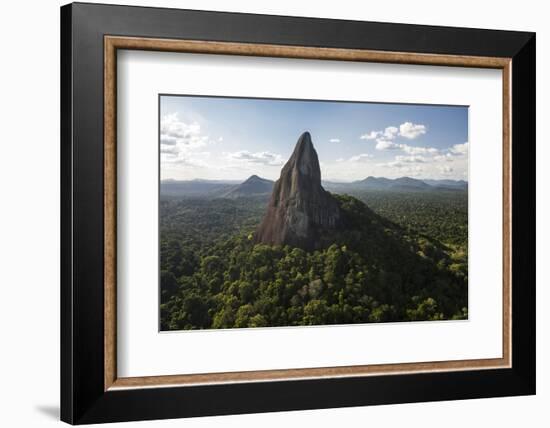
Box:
357 176 394 189
160 179 236 197
222 175 274 199
162 176 467 198
160 176 273 199
423 179 468 190
323 177 468 193
356 176 430 191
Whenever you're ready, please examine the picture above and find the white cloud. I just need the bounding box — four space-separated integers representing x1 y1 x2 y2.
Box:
162 151 210 168
363 122 426 145
335 158 345 162
399 122 427 139
363 121 428 147
401 144 438 155
160 145 179 155
438 165 454 175
375 139 401 150
360 131 380 140
377 160 403 168
450 142 469 155
349 153 373 163
395 155 427 163
371 142 467 179
367 121 435 156
329 138 341 143
376 160 424 175
434 153 454 162
160 113 208 149
159 113 218 171
226 150 284 166
383 126 399 140
375 140 438 155
404 166 425 176
360 125 399 142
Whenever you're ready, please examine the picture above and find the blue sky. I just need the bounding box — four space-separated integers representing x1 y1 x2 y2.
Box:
160 95 468 182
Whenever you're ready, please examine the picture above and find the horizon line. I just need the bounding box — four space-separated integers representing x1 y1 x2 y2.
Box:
161 176 468 184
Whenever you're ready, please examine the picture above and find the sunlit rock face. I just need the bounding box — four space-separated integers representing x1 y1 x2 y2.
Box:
255 132 341 250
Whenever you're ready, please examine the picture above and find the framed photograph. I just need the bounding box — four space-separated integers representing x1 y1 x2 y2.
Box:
60 2 535 424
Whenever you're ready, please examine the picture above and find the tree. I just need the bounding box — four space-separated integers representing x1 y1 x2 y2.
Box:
406 297 444 321
160 270 178 303
303 300 329 325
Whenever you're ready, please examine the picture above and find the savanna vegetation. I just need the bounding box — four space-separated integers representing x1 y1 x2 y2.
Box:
160 190 468 330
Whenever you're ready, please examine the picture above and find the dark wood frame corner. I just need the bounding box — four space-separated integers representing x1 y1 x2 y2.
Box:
61 2 536 425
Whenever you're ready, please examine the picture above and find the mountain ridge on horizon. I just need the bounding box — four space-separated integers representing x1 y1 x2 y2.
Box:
161 175 468 185
161 174 467 197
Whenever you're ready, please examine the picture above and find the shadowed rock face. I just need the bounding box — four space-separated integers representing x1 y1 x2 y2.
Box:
254 132 341 250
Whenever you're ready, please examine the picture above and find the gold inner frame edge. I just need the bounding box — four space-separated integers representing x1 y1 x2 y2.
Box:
104 35 512 391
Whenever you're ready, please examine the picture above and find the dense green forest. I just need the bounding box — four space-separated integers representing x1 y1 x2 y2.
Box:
160 190 468 330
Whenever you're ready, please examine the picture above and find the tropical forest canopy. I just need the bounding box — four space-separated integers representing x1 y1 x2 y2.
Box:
160 188 468 330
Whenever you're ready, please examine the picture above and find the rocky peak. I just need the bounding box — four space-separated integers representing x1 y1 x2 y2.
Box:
254 132 341 250
287 131 321 180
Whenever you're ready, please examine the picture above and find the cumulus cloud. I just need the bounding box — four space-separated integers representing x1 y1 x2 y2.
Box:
160 113 208 149
367 127 399 141
395 155 427 163
375 139 401 150
383 126 399 139
450 142 469 155
159 113 219 170
362 122 427 143
226 150 284 166
399 122 427 139
349 153 373 163
434 153 454 162
373 144 465 178
360 131 380 140
401 144 438 155
375 140 438 155
329 138 341 143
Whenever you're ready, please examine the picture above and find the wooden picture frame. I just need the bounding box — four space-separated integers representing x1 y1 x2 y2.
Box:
61 2 535 424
